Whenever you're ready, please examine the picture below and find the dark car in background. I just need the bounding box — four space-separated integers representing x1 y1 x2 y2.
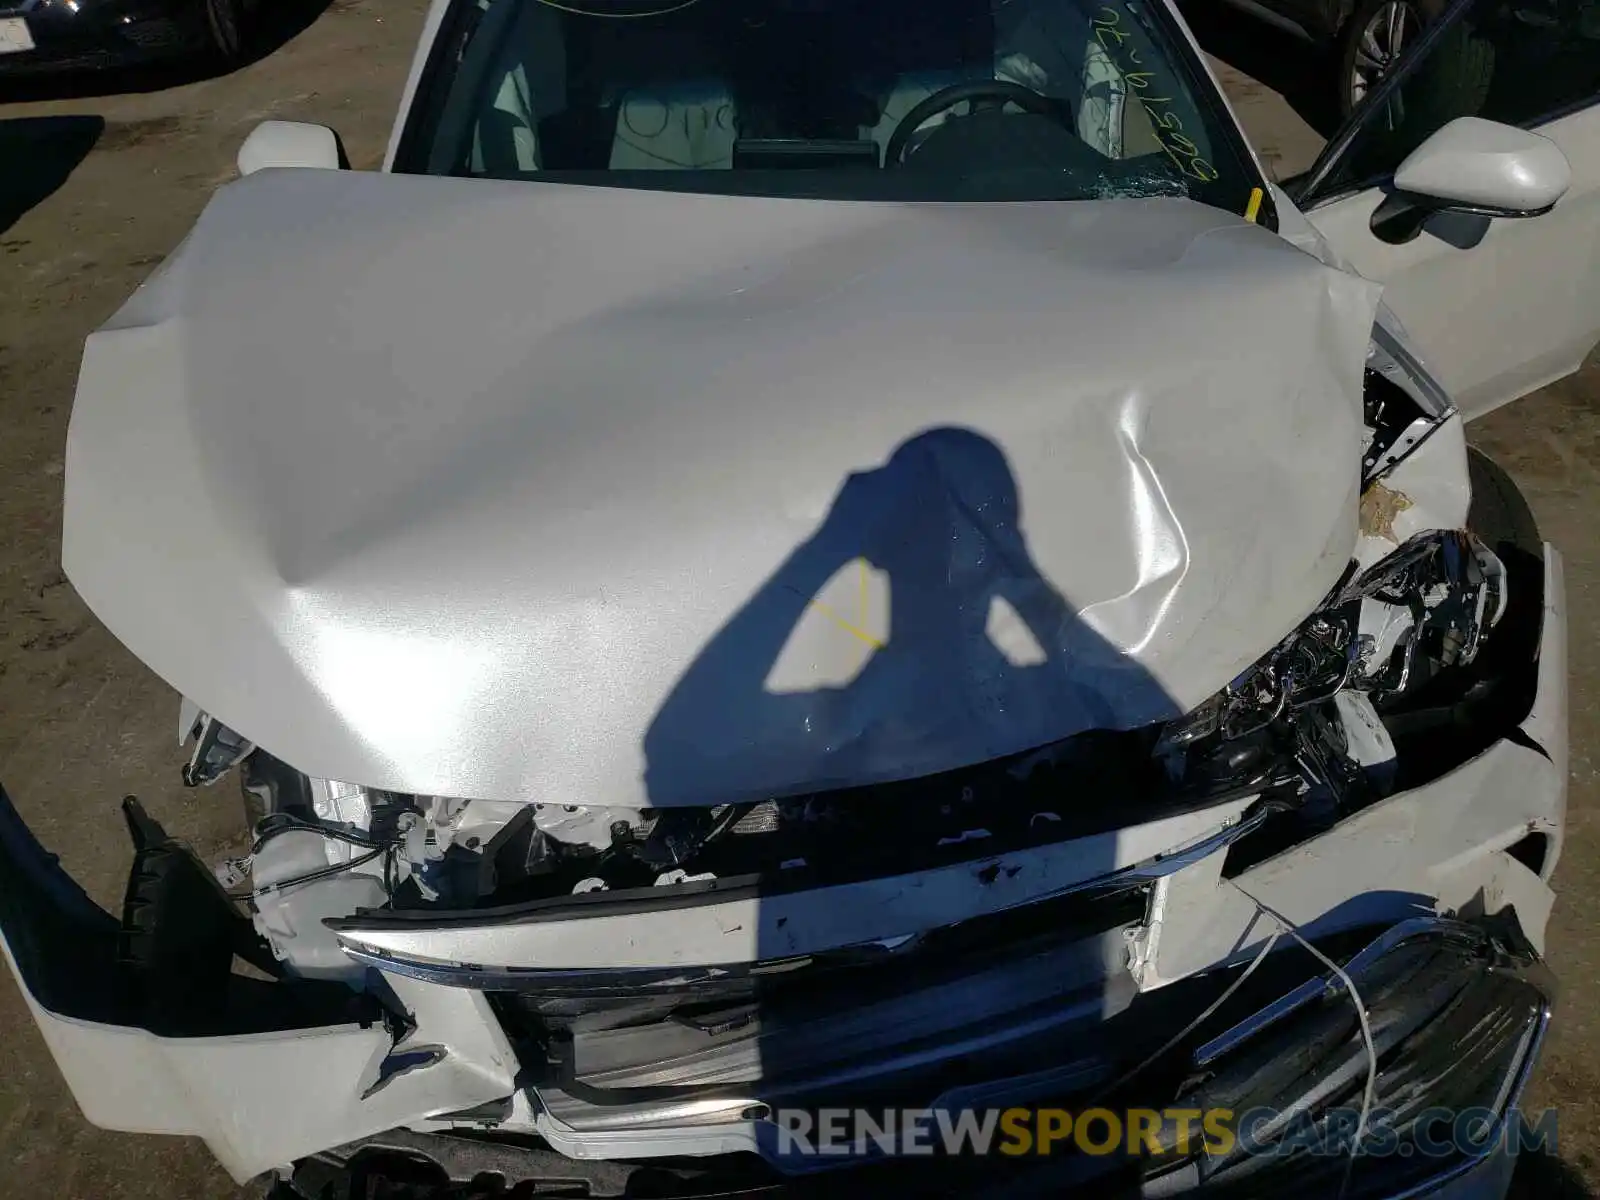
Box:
1212 0 1456 114
0 0 251 75
1212 0 1599 117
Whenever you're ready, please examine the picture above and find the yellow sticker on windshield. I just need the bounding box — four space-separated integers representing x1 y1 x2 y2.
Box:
1245 188 1263 224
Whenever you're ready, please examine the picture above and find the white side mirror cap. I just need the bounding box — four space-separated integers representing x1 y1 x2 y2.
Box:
1394 117 1571 214
237 121 345 176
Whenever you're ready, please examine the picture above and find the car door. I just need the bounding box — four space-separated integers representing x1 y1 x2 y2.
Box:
1292 0 1600 419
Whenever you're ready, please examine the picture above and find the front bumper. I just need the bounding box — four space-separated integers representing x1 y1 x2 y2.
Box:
305 917 1555 1200
0 547 1568 1196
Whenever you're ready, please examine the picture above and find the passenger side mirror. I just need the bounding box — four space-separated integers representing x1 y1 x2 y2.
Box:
1371 117 1572 245
237 121 347 177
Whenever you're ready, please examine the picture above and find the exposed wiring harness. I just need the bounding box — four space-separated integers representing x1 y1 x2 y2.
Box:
252 811 388 850
246 846 390 898
228 814 401 900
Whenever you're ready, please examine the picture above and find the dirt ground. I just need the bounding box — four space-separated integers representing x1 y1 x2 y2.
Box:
0 4 1595 1196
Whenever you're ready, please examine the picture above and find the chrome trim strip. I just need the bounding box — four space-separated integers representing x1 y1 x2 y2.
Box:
338 799 1266 983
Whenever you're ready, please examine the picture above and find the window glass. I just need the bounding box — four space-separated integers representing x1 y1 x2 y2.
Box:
397 0 1265 214
1329 0 1600 193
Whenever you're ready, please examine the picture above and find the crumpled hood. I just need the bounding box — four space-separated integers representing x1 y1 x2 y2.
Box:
64 169 1380 807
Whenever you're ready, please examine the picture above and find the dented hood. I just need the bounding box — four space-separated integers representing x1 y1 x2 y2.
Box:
64 169 1380 807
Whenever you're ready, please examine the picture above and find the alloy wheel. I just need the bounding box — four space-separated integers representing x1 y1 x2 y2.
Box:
1349 0 1422 111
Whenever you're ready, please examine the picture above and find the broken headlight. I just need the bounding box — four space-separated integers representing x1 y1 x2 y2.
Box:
1157 531 1508 784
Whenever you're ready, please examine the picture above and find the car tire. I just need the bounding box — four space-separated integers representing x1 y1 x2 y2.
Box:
201 0 247 62
1335 0 1493 118
1467 447 1541 559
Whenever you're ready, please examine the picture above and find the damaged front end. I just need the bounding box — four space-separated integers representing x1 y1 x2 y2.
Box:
0 364 1568 1197
7 171 1566 1197
0 777 1556 1199
304 915 1554 1200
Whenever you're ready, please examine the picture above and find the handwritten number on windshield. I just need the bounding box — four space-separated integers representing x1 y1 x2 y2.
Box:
1091 7 1219 183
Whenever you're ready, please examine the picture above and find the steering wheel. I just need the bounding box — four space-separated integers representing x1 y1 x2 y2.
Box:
883 79 1074 167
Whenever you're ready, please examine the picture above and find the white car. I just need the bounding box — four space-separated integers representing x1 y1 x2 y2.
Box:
4 0 1596 1195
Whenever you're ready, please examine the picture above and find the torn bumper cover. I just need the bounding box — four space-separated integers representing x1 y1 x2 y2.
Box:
334 916 1555 1200
0 541 1566 1197
0 798 1552 1200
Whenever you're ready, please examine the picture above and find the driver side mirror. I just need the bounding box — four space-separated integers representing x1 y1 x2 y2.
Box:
237 121 347 177
1371 117 1572 245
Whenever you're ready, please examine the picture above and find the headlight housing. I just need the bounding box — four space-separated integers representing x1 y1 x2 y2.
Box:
1156 531 1508 788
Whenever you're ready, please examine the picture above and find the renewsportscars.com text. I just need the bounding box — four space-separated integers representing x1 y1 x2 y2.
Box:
770 1106 1558 1160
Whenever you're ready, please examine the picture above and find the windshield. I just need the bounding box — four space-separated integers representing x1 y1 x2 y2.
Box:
397 0 1265 214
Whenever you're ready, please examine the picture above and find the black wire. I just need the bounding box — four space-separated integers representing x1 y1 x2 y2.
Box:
252 811 389 853
249 846 388 897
